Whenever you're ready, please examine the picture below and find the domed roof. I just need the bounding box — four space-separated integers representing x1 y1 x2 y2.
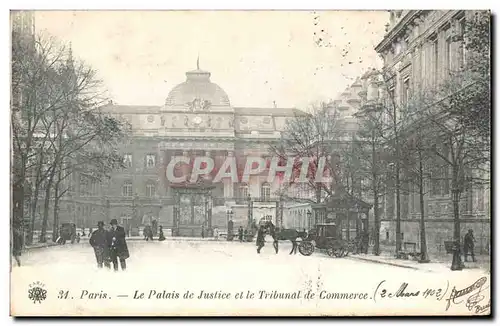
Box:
165 68 231 108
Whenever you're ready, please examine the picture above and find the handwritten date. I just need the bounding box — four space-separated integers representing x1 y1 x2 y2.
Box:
373 280 448 303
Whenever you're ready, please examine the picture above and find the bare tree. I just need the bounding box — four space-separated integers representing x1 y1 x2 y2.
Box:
351 106 392 256
399 122 434 263
269 103 345 205
414 11 490 254
12 31 126 243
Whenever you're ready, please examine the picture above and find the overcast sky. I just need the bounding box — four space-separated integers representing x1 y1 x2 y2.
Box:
35 10 389 109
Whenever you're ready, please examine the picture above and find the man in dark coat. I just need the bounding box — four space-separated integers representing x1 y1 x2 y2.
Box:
463 229 476 262
107 219 130 271
238 226 244 242
158 225 166 241
89 221 110 269
256 225 266 254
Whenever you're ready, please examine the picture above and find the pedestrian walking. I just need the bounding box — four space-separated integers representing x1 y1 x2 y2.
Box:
463 229 476 262
107 219 130 271
158 226 166 241
201 225 205 239
89 221 110 269
238 226 243 242
213 227 219 240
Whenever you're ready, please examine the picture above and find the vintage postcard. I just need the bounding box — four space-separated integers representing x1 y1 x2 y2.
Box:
10 9 491 316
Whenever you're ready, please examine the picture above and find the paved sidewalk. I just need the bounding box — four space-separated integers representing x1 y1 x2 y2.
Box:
347 253 490 273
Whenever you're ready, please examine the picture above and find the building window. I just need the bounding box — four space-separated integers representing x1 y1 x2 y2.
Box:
261 183 271 201
402 77 410 105
459 18 467 68
386 231 389 241
431 165 450 197
477 185 485 212
432 36 439 86
388 85 396 103
146 154 156 168
123 154 133 168
239 184 249 199
122 181 133 197
146 183 156 197
445 36 453 74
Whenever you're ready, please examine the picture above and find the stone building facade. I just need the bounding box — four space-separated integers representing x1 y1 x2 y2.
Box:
373 10 490 254
59 66 311 236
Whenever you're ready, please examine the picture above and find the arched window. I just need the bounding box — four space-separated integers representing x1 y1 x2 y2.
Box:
123 154 133 168
261 182 271 201
146 154 156 168
146 182 156 197
122 181 133 197
239 183 248 199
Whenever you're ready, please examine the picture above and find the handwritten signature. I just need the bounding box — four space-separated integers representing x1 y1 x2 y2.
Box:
445 277 490 314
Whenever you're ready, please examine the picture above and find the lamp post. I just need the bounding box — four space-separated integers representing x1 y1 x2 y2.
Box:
226 209 233 227
227 210 234 241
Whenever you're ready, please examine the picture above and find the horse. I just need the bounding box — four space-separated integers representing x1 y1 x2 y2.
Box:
277 228 308 254
256 222 280 254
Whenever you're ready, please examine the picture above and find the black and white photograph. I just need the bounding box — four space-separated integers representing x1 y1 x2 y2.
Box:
9 8 491 316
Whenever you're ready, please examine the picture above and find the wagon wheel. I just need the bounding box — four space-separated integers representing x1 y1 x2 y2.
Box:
334 247 344 258
326 247 335 257
298 241 314 256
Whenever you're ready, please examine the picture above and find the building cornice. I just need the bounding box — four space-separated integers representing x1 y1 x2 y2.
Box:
375 10 423 54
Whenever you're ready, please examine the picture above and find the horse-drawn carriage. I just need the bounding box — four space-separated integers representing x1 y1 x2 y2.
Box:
298 222 351 258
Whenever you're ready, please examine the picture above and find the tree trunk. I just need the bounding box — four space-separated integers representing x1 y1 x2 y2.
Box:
12 181 24 235
12 150 26 237
51 177 62 242
28 188 38 245
418 152 429 263
452 190 461 244
28 178 43 245
371 130 381 256
395 162 402 257
373 192 381 256
451 165 462 244
28 154 47 244
40 171 55 243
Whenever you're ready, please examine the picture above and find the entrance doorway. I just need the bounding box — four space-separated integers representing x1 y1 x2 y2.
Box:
172 182 214 237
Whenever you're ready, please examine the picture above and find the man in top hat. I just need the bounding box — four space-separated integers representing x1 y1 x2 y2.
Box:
107 219 130 271
463 229 477 262
89 221 110 269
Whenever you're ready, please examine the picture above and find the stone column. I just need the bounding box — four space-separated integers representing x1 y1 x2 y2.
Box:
204 150 212 181
182 150 190 182
223 151 234 198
